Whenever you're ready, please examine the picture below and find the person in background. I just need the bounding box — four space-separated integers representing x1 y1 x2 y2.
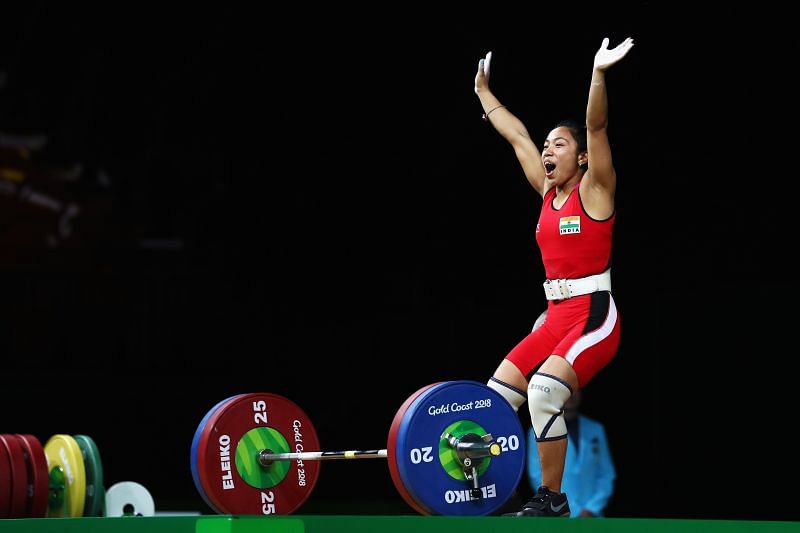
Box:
526 385 616 517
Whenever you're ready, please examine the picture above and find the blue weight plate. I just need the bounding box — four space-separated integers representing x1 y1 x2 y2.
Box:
395 380 525 515
190 395 244 513
387 382 441 515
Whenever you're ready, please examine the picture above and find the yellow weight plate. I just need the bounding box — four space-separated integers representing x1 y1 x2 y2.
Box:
44 434 86 517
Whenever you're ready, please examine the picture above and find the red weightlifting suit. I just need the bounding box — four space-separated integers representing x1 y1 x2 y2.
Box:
506 182 621 387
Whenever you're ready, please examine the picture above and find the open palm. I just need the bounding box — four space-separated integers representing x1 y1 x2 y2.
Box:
593 37 634 71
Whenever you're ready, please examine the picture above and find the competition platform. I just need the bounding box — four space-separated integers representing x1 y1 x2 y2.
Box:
2 516 799 533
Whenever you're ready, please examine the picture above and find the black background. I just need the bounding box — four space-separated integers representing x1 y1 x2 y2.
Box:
0 3 794 522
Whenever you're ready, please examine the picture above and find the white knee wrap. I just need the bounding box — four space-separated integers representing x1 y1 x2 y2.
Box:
487 377 527 412
528 372 572 441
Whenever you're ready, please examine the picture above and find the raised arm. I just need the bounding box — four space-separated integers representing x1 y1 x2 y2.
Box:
583 37 634 207
475 52 546 196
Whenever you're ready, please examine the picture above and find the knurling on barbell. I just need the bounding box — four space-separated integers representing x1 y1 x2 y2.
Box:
190 380 525 516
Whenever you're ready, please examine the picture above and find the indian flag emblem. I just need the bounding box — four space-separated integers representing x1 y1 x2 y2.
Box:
559 216 581 234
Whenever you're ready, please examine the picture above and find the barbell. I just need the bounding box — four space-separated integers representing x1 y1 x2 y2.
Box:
189 380 526 516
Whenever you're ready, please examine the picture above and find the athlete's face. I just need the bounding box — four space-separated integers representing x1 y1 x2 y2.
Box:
542 127 585 181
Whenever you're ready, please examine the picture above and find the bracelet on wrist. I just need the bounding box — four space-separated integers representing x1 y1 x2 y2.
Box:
482 104 506 122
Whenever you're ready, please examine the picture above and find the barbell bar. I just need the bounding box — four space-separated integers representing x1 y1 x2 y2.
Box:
256 436 500 465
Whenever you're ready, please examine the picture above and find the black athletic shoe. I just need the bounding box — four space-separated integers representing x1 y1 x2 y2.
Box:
502 486 571 517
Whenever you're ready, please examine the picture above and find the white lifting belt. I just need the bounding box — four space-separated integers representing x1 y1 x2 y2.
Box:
543 269 611 301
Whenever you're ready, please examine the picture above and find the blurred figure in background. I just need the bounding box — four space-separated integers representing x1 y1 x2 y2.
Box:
526 386 616 517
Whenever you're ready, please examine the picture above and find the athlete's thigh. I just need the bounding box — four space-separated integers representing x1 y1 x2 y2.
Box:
504 327 559 382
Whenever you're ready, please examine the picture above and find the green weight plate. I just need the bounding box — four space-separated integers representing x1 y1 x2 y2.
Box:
236 427 291 489
74 435 104 516
438 420 491 480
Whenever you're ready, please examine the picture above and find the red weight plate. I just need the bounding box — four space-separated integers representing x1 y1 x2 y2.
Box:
387 383 441 515
0 435 10 518
0 434 29 518
13 434 49 518
196 393 321 515
191 395 246 514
